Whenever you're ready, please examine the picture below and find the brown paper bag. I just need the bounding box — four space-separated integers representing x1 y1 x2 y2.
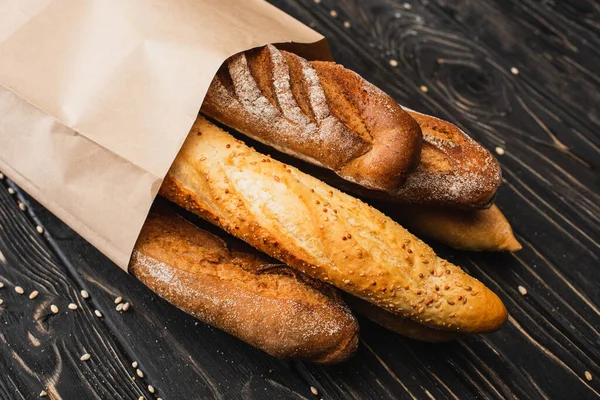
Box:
0 0 329 269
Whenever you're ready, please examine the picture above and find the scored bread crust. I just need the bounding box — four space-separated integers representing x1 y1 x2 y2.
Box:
391 109 502 209
336 109 503 209
160 117 508 334
130 210 359 364
201 44 422 192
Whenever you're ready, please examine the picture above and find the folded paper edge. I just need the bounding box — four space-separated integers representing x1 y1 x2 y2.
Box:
0 37 331 271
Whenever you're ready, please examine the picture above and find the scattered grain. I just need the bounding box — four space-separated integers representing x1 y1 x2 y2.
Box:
39 390 47 397
80 290 90 299
518 285 528 296
51 304 59 313
495 147 505 155
80 353 91 361
7 187 15 195
0 299 3 305
116 303 124 312
94 310 103 318
389 59 399 67
68 303 78 310
122 302 131 312
585 371 592 381
18 202 26 211
114 296 123 304
0 282 3 288
29 290 39 300
136 369 144 378
329 10 338 17
343 21 351 28
15 286 24 295
510 67 519 75
36 226 44 234
311 386 319 395
420 85 429 93
132 361 139 368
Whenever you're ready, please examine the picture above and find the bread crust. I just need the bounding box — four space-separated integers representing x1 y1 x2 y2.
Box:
344 296 462 342
391 109 502 209
160 117 508 334
201 45 422 191
389 204 522 252
130 209 359 364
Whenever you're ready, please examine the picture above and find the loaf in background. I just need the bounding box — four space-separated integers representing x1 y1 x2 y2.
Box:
390 109 502 209
385 204 522 252
344 296 462 342
332 109 503 209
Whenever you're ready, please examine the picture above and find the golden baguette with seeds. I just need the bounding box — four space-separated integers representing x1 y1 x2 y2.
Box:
201 44 422 191
159 117 508 334
385 204 522 252
130 208 358 364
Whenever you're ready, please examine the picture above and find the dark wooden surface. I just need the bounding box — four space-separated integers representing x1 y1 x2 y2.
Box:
1 0 599 399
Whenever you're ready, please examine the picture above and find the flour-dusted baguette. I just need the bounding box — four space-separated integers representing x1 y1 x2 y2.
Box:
130 208 359 364
386 204 522 252
391 109 502 209
160 117 508 334
332 109 503 209
201 44 422 191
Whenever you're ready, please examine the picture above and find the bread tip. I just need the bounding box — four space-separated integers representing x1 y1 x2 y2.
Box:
312 325 359 364
504 237 522 252
506 241 522 252
474 291 509 333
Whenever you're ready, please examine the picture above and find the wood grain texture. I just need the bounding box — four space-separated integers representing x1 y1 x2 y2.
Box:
1 0 599 399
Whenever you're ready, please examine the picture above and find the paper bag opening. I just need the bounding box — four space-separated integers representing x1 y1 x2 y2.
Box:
0 0 330 269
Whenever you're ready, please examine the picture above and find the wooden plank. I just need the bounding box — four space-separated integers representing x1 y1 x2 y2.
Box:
1 0 599 399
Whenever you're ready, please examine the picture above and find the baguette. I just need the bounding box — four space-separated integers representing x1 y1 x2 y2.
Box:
130 208 359 364
386 204 522 252
201 44 422 191
345 296 461 342
390 109 502 209
160 117 508 334
329 109 503 209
